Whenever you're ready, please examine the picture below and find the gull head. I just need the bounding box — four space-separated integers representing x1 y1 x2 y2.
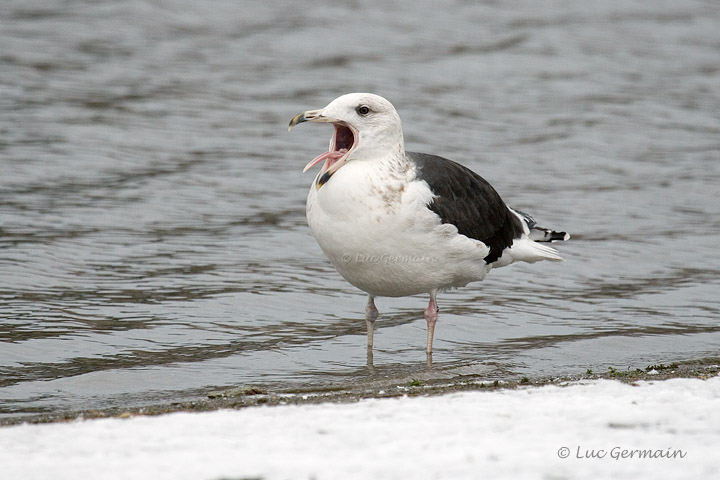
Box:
289 93 404 187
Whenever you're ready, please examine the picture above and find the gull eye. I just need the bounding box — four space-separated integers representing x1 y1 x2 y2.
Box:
356 105 371 116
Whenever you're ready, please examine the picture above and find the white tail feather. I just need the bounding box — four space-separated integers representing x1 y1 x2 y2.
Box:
492 238 563 268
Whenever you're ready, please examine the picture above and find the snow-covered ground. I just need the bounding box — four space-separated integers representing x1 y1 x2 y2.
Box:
1 377 719 480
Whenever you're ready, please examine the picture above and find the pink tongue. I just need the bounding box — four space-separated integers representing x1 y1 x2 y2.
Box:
302 149 348 173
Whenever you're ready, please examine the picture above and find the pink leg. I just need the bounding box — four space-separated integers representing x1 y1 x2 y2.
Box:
424 291 439 354
365 295 378 350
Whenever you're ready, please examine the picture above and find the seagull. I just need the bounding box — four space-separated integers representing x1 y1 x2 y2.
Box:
289 93 569 357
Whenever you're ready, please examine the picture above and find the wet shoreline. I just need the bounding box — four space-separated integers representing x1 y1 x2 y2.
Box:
3 356 717 427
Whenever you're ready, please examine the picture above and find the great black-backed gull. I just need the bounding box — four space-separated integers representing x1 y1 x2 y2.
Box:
289 93 569 357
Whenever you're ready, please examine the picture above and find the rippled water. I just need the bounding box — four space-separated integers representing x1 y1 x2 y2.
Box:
2 0 719 420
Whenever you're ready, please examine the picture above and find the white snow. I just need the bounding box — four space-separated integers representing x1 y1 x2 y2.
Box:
1 377 719 480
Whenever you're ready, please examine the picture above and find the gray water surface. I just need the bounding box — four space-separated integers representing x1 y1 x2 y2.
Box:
2 0 720 420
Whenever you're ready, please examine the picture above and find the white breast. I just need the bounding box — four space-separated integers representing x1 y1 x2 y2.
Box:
306 158 491 297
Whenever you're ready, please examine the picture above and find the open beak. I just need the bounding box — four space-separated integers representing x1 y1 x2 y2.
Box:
288 109 326 131
289 109 357 187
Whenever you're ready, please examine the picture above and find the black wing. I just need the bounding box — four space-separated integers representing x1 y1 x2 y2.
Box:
409 152 523 263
